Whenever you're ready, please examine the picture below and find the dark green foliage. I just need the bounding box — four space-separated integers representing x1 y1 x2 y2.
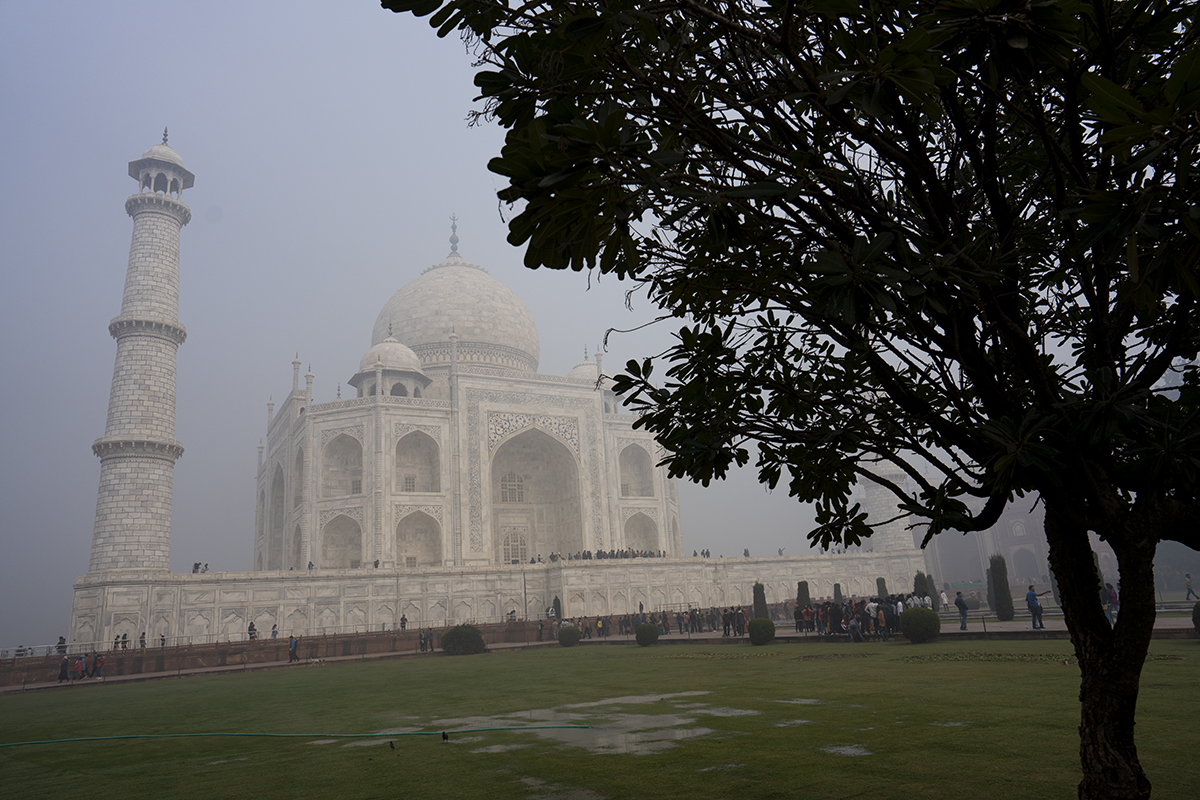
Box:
990 555 1016 622
1192 602 1200 635
440 625 486 656
1049 565 1062 609
748 617 775 645
913 572 928 597
635 622 659 647
899 608 941 644
833 584 843 605
926 575 938 603
965 596 981 610
876 578 888 599
752 582 769 619
388 1 1200 791
557 626 582 647
796 581 811 608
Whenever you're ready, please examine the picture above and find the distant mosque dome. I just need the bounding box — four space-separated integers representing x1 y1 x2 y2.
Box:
372 250 540 372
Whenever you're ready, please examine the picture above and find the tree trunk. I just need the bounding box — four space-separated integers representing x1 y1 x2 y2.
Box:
1044 500 1157 799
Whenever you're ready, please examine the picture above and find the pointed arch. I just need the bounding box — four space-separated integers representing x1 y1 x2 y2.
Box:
268 465 285 570
396 510 441 567
321 514 362 569
624 512 658 552
322 434 362 498
619 444 654 497
293 447 305 508
395 431 440 493
490 428 582 562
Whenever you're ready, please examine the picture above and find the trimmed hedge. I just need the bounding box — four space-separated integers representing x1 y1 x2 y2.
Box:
635 622 659 647
1192 601 1200 635
899 607 941 644
558 625 582 647
965 596 981 610
748 617 775 646
440 624 486 655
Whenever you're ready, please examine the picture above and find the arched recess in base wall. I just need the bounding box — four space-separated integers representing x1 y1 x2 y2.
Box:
396 511 441 567
624 512 658 552
322 514 362 568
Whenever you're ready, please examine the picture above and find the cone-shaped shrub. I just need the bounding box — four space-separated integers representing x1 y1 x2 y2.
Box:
748 617 775 645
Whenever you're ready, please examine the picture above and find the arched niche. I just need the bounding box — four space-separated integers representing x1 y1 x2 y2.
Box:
1013 548 1039 582
268 465 285 570
396 511 441 567
390 382 408 397
321 514 362 569
491 428 582 561
293 448 304 508
395 431 440 493
322 434 363 498
624 512 658 552
619 444 654 497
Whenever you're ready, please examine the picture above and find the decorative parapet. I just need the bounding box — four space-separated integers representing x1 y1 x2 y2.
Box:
92 437 184 462
125 192 191 225
108 315 187 345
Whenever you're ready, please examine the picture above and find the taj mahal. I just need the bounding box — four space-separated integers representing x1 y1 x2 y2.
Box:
68 138 926 648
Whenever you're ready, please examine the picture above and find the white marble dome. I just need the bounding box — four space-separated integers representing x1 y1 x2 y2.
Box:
372 251 540 372
566 359 599 382
138 143 186 168
358 336 425 375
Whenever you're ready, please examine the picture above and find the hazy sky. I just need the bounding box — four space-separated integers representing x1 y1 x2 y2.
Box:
0 1 819 647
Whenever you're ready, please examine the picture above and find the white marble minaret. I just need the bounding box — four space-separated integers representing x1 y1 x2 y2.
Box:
87 132 193 573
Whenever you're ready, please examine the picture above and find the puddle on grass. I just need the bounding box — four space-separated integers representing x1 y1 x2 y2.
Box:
774 720 812 727
821 745 872 756
695 707 760 718
473 743 531 754
699 763 745 772
519 775 606 800
931 721 970 727
775 698 822 705
362 689 772 756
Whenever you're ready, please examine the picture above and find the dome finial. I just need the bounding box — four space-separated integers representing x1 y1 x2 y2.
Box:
337 383 341 399
584 345 588 360
449 214 459 252
388 321 393 338
163 127 168 145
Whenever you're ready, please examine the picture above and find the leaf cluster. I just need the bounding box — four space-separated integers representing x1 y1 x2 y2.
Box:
385 0 1200 551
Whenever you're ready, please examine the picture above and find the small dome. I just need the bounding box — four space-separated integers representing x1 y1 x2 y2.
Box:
567 360 599 382
138 143 186 168
359 336 425 375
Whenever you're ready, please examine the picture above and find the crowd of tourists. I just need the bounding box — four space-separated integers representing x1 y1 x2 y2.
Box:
791 594 939 641
533 549 669 563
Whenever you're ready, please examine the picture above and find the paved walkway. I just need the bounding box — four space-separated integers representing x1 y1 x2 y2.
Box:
3 613 1191 696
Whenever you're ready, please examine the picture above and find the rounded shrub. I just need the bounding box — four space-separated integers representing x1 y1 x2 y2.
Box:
964 596 981 610
440 624 486 655
558 625 582 647
1192 601 1200 635
748 617 775 646
899 607 941 644
635 622 660 647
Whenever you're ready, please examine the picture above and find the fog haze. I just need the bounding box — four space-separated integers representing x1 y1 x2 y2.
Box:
0 2 818 648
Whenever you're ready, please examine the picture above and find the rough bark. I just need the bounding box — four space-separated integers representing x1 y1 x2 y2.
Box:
1044 499 1157 800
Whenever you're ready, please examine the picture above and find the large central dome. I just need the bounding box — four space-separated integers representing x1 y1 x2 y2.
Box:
372 251 540 372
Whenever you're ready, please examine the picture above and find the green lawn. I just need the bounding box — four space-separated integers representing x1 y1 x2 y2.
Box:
1 638 1195 799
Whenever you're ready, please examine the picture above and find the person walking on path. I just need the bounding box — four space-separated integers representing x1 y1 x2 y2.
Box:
58 655 70 683
954 592 969 630
288 635 299 663
940 590 949 611
1026 585 1051 629
1187 574 1198 601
